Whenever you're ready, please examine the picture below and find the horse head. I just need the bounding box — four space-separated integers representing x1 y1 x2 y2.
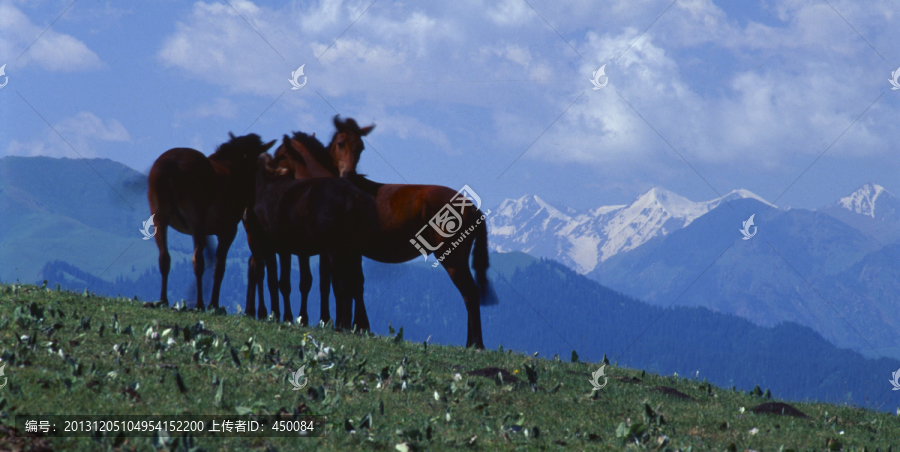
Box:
217 132 276 171
329 115 375 177
257 152 290 179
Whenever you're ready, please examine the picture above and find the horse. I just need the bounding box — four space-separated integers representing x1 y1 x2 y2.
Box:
148 133 276 309
273 122 497 349
243 116 374 322
253 150 377 330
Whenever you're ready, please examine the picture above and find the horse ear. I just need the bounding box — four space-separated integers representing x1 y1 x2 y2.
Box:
333 115 343 130
229 132 236 140
360 124 375 136
262 139 276 152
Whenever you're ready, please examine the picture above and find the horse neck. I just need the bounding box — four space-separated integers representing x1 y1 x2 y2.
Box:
291 141 335 178
210 157 255 201
254 171 286 208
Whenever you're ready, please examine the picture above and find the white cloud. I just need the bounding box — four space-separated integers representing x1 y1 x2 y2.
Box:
57 112 130 142
175 98 239 122
154 0 898 175
6 112 130 158
486 0 533 27
0 4 102 71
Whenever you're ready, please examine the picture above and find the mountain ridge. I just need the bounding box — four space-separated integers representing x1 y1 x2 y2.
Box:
488 187 780 274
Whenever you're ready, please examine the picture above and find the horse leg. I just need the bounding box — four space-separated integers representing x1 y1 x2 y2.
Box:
191 234 207 310
263 251 278 320
277 252 292 322
349 255 369 332
328 253 348 329
298 256 312 326
155 224 170 305
210 226 235 310
255 254 266 319
318 256 332 325
440 258 484 349
331 253 360 330
245 255 257 317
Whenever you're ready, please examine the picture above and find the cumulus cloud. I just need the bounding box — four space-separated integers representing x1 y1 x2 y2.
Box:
154 0 897 175
175 98 239 122
7 112 130 158
0 4 102 71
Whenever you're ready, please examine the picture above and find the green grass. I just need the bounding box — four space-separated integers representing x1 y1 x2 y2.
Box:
0 283 897 451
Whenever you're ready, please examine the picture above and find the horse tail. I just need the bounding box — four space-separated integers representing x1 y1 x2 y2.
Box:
472 209 498 306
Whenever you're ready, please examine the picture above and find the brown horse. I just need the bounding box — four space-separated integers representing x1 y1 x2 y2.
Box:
148 133 276 309
253 150 377 329
241 135 335 322
243 117 373 322
274 124 497 349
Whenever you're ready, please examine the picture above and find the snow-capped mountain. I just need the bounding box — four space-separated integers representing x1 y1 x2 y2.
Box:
828 183 898 221
835 183 886 218
819 183 900 244
488 187 776 274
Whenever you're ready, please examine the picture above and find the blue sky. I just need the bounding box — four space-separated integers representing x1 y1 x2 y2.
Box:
2 0 898 211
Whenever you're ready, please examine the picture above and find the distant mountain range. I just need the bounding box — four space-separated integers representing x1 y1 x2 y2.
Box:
488 183 900 359
2 155 899 412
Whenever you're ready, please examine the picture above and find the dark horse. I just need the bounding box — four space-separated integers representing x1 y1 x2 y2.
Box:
253 151 377 329
274 124 497 349
243 116 374 322
148 133 276 309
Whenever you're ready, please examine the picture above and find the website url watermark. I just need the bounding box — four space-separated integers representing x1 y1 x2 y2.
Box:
408 185 490 268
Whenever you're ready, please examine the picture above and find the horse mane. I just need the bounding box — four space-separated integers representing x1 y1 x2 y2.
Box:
334 115 363 135
290 131 337 174
211 133 264 161
290 129 383 195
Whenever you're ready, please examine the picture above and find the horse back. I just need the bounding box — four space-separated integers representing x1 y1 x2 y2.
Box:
379 183 480 228
363 183 485 263
148 148 233 235
255 177 372 256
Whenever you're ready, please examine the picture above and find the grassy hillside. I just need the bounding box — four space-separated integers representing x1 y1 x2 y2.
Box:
35 254 900 415
0 283 897 451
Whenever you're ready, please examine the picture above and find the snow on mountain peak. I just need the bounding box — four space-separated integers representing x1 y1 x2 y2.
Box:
488 187 773 275
719 189 777 208
837 183 885 218
638 187 709 218
531 195 569 220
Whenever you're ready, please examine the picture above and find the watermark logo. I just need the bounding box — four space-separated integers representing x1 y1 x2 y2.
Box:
890 368 900 390
409 185 491 267
890 67 900 90
740 214 757 240
289 64 307 90
0 363 8 389
140 214 157 240
289 365 308 390
590 64 608 90
0 64 7 89
588 364 608 390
